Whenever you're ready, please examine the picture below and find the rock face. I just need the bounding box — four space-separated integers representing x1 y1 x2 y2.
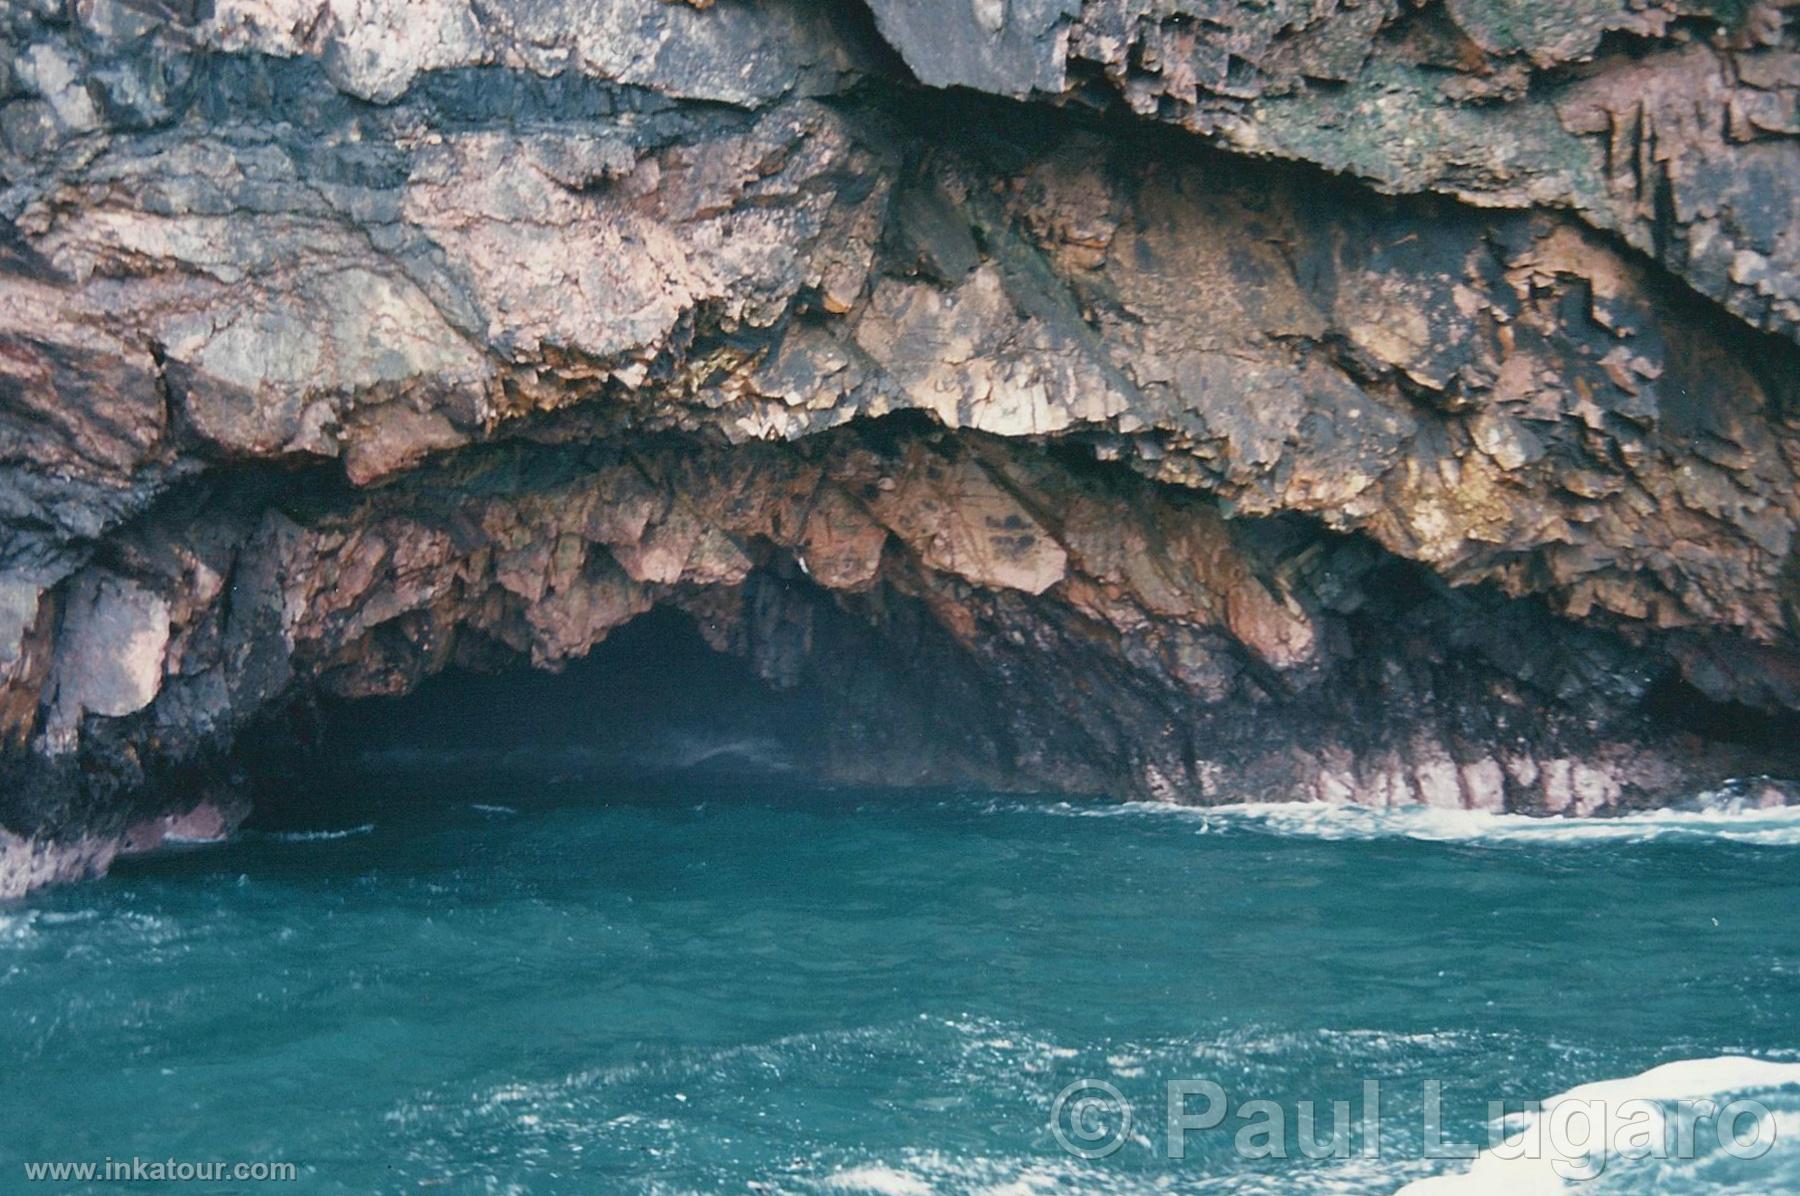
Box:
1 0 1798 893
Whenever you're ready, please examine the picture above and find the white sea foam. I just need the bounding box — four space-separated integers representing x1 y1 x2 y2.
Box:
817 1149 1423 1196
1039 788 1800 847
470 804 518 815
1396 1056 1800 1195
822 1165 936 1195
1224 802 1800 847
264 824 375 843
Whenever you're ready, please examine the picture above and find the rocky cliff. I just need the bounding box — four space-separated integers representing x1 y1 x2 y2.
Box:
3 0 1798 894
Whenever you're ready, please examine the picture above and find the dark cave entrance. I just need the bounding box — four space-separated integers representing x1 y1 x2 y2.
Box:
249 566 1045 831
316 605 829 783
245 551 1800 834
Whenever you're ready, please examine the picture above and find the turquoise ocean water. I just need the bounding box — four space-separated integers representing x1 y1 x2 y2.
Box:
4 772 1799 1194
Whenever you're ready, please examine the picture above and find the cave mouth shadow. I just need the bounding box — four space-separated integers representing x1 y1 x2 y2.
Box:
248 606 831 827
239 568 1055 835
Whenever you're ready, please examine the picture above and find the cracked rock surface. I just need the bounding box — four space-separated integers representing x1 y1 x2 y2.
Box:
1 0 1797 893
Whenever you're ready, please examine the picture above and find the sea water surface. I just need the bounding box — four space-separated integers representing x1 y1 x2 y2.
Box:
3 772 1799 1195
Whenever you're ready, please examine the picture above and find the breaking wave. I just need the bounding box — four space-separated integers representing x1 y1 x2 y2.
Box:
1397 1056 1800 1195
1036 783 1800 847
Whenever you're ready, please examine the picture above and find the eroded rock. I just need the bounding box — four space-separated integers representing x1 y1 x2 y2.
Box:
0 0 1797 893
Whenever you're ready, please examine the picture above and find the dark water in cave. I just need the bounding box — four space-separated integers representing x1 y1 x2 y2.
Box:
3 767 1799 1195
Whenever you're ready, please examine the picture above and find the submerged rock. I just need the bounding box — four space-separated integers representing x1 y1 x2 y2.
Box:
0 0 1797 894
